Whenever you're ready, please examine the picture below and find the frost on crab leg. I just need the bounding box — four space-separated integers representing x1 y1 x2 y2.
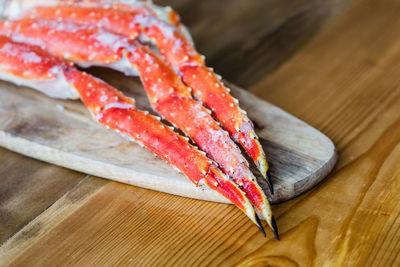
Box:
16 4 273 193
0 35 265 233
0 19 278 237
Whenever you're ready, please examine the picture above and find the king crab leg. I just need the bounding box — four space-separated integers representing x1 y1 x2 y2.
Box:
0 0 192 41
0 35 267 233
13 3 273 193
0 18 278 237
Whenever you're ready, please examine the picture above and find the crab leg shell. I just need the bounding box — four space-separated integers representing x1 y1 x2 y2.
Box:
1 0 192 42
17 5 272 191
0 19 275 232
0 35 261 228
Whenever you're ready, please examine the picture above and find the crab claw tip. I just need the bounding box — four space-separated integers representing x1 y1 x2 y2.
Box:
257 156 273 192
266 169 274 194
255 214 266 237
271 216 280 241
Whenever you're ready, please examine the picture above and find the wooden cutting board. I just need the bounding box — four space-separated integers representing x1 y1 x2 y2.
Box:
0 68 337 204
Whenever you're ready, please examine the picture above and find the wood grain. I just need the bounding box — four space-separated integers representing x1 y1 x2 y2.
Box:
0 149 86 244
0 74 336 204
2 0 400 266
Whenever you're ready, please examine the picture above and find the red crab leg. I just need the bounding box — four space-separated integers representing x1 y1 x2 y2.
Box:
0 19 278 236
0 35 264 232
18 4 273 193
2 0 190 40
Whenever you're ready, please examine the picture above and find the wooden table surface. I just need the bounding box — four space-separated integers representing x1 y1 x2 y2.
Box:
1 0 399 266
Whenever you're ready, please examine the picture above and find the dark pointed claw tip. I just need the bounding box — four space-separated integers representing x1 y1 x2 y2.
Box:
255 214 266 237
271 216 280 241
266 169 274 195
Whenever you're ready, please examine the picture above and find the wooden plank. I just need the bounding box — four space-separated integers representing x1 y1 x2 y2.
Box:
1 0 399 265
0 148 87 245
0 74 336 204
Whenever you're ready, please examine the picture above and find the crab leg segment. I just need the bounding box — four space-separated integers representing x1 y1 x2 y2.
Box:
17 4 273 192
0 18 276 227
0 35 263 230
2 0 191 41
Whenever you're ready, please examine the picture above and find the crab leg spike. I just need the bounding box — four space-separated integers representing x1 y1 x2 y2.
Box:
255 214 266 237
15 4 273 191
0 35 261 228
270 216 280 241
0 19 276 232
266 169 274 194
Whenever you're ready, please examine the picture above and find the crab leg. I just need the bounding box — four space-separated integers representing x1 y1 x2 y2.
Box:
16 4 273 192
1 0 192 41
0 19 278 236
0 35 266 232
